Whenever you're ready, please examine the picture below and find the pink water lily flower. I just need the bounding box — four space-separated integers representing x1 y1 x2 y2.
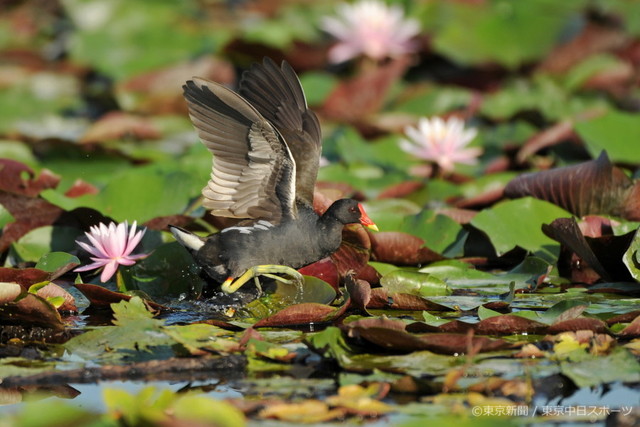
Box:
321 0 420 63
75 221 147 282
400 116 482 173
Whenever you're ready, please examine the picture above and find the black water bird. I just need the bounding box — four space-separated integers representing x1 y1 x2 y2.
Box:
170 58 377 293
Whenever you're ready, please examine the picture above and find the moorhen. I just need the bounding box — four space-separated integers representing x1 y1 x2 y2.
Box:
170 58 377 294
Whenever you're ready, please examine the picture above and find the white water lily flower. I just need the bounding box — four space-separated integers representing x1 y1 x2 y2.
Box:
322 0 420 63
400 116 481 173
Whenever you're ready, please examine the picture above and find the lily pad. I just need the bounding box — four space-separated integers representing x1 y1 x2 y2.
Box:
471 197 570 262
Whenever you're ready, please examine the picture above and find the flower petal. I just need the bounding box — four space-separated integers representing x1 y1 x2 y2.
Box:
100 260 119 282
76 240 104 258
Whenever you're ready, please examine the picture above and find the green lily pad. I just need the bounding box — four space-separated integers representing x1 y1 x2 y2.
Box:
9 226 81 264
64 297 173 361
380 270 452 297
575 110 640 164
401 210 466 256
42 165 200 223
471 197 570 262
431 0 578 69
560 347 640 388
62 0 229 81
35 252 80 273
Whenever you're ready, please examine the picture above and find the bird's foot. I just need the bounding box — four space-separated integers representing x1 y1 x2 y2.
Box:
221 265 304 295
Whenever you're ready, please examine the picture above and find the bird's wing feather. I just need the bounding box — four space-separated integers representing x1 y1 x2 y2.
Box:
238 58 321 206
183 78 296 223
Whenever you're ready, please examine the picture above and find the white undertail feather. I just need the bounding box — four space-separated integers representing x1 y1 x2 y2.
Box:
171 227 205 251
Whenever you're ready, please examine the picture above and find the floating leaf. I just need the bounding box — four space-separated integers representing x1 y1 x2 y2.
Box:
305 326 355 363
9 225 81 263
618 315 640 337
42 165 200 223
322 57 410 123
559 347 640 387
298 258 339 290
273 275 337 305
259 400 345 423
370 232 445 266
63 0 225 81
0 267 49 289
164 323 239 356
0 292 64 331
539 300 589 325
367 288 452 312
576 110 640 164
431 0 577 69
548 318 608 334
325 384 393 416
0 193 64 253
0 159 60 197
253 301 349 328
380 270 452 297
35 252 80 273
471 197 569 262
475 314 547 335
64 297 173 361
400 210 466 257
33 282 77 312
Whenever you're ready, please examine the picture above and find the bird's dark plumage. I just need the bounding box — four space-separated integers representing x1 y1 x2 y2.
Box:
171 58 376 292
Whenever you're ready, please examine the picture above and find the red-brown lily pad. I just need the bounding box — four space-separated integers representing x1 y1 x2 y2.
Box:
0 159 60 197
253 301 349 328
0 268 50 289
505 151 640 220
0 292 65 331
345 317 511 354
331 224 372 277
547 317 609 334
370 232 445 266
367 288 452 311
607 310 640 325
346 324 428 353
475 314 548 335
321 57 411 123
416 333 512 354
0 194 64 253
64 179 99 198
617 315 640 337
298 258 339 290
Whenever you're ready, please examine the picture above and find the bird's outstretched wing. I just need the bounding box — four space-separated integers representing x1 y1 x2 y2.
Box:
238 58 321 206
183 78 297 223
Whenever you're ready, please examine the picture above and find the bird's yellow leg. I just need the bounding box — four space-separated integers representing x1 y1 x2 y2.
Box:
221 265 304 294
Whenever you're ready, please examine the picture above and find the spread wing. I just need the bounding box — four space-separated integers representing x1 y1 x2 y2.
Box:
183 78 297 223
238 58 322 206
